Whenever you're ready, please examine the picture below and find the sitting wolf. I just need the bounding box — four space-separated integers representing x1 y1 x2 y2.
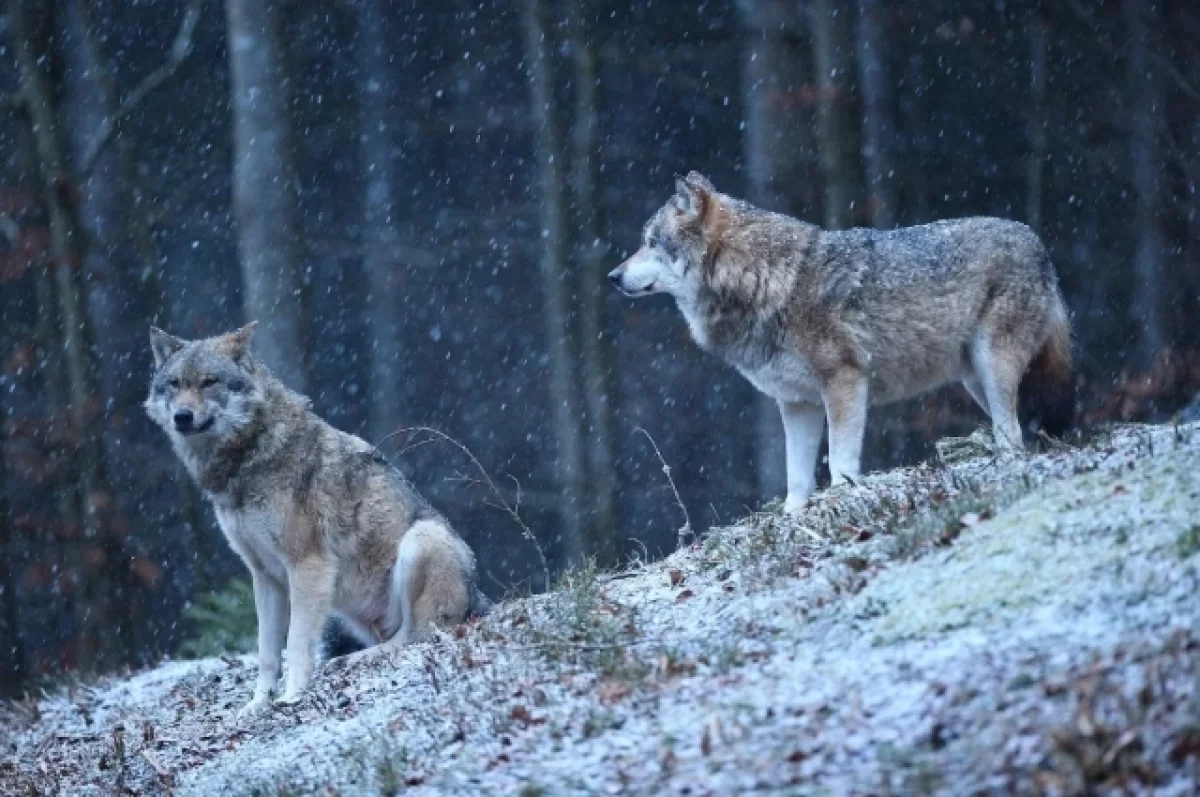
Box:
145 323 485 714
609 172 1073 513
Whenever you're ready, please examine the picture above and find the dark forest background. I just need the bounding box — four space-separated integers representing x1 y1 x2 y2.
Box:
1 0 1198 693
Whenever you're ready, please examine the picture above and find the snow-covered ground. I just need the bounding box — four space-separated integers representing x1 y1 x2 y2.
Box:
4 423 1199 795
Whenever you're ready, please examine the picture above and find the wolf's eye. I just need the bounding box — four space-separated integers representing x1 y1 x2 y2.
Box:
227 378 245 393
168 378 181 389
647 238 659 250
201 376 219 389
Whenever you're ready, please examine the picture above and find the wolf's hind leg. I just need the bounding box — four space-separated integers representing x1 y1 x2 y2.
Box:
384 520 470 649
822 369 868 486
779 401 824 513
240 568 288 717
962 375 991 417
970 337 1025 450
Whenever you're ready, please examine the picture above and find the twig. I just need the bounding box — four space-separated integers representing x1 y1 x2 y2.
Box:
635 427 694 549
140 748 173 790
504 636 664 654
79 0 202 174
376 426 551 589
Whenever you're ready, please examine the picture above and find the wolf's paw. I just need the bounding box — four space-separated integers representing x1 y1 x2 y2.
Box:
237 694 270 719
782 495 809 515
275 689 306 707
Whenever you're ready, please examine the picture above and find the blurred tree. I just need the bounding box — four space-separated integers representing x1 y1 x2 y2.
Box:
58 0 186 658
358 0 408 444
855 0 896 229
810 0 863 229
1025 10 1048 232
225 0 308 388
1125 0 1166 368
8 0 130 671
521 0 587 568
566 0 620 559
0 399 24 692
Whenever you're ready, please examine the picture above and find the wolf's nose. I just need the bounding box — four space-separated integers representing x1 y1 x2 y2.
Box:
173 408 194 431
607 269 622 288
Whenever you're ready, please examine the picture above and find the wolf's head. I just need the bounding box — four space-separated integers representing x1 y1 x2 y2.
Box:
144 323 266 446
608 171 722 300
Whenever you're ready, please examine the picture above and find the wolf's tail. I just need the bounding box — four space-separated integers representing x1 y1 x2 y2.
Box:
467 585 493 619
1019 297 1075 437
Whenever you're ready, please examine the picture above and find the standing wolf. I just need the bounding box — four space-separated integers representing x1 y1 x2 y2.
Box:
609 172 1073 512
145 324 485 714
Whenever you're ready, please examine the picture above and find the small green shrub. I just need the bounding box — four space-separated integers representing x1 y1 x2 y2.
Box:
177 578 257 659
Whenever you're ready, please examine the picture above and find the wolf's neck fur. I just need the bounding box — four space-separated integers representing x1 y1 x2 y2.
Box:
174 372 309 506
678 216 822 367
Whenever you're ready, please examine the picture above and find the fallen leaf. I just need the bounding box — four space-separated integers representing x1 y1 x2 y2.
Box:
509 705 546 726
675 589 695 603
843 556 869 572
669 569 685 587
598 680 632 705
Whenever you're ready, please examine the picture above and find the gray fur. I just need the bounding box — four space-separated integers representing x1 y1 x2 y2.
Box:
610 172 1073 512
146 324 483 714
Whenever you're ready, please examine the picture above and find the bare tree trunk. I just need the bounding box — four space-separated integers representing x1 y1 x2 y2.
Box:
9 0 126 671
1125 0 1167 368
521 0 587 569
1186 118 1200 351
854 0 896 229
358 0 407 443
1026 12 1048 232
226 0 307 388
810 0 862 229
566 1 619 559
739 0 817 502
0 398 24 693
59 0 171 658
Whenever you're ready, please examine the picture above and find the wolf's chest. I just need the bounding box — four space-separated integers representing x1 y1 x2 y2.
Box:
736 354 822 404
213 504 288 582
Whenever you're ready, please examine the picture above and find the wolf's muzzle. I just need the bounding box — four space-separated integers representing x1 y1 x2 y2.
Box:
174 408 194 431
173 409 213 435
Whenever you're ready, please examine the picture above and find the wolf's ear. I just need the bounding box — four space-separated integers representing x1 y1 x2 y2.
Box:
149 327 186 368
673 171 717 226
222 321 258 363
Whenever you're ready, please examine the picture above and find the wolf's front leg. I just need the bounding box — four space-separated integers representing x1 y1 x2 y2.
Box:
279 557 335 704
240 568 288 717
779 401 825 513
823 369 868 486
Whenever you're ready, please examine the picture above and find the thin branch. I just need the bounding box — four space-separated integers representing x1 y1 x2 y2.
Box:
635 427 694 549
375 426 551 589
79 0 202 174
140 748 174 791
1148 50 1200 105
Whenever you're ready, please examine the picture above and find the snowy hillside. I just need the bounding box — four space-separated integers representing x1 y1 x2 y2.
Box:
4 423 1200 795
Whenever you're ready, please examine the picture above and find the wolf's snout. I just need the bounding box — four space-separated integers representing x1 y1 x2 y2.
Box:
173 408 195 431
607 267 624 289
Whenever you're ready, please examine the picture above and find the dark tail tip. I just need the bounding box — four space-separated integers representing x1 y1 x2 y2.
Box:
1020 331 1076 438
468 587 493 620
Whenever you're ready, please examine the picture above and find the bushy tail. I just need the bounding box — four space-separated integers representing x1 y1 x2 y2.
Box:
468 585 493 619
1019 298 1075 437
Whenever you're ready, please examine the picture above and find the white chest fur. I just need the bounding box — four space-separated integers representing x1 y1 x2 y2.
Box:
213 503 288 583
736 352 822 405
